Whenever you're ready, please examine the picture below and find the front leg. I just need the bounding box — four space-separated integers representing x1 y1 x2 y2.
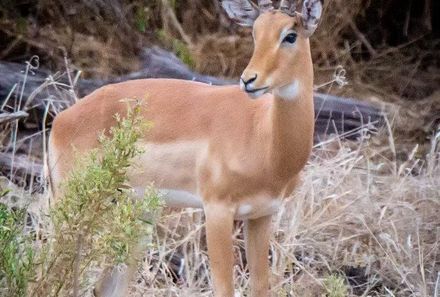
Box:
244 215 272 297
204 203 235 297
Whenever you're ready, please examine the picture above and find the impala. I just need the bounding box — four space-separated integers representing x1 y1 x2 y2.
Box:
48 0 323 296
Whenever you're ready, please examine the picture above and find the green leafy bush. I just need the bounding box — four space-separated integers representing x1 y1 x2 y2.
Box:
157 29 195 68
31 102 161 296
0 202 34 297
323 274 348 297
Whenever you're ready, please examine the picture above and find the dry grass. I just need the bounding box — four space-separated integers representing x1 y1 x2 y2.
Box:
124 130 439 297
1 1 439 296
1 64 438 295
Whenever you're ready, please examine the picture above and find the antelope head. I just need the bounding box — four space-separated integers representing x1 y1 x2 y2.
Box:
222 0 323 99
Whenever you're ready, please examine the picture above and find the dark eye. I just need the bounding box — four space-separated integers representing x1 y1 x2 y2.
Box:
282 33 297 44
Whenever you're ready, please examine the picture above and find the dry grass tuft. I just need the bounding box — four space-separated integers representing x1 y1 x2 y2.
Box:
193 33 253 78
1 2 439 296
128 131 439 297
0 65 438 297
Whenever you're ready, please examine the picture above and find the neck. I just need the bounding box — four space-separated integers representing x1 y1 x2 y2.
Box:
269 74 315 179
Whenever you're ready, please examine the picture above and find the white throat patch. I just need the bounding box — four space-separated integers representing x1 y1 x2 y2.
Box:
274 80 300 101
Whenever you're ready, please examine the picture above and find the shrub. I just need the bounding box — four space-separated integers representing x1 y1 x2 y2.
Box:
323 274 348 297
30 102 161 296
0 201 34 297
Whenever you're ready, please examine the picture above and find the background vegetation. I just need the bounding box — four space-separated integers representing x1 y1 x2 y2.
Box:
1 0 438 146
0 0 439 296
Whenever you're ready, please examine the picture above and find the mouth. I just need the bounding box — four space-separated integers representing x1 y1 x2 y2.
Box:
244 86 270 98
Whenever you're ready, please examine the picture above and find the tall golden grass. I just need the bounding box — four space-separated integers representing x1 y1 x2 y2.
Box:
0 1 438 296
129 130 439 296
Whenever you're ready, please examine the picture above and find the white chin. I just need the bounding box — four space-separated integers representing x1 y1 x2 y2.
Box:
246 89 267 99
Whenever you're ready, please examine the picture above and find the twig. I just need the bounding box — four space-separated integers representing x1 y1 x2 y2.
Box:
0 111 29 124
348 19 377 57
435 271 439 297
73 233 83 297
160 0 193 46
0 152 43 177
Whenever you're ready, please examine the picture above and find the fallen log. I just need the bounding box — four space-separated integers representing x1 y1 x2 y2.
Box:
0 152 43 184
0 48 232 115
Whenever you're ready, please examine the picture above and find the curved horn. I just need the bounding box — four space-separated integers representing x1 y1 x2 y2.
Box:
258 0 273 12
279 0 297 16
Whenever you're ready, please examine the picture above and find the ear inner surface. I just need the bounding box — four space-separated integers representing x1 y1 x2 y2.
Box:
301 0 322 36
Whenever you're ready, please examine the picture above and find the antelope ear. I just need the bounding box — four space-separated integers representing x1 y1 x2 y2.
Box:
221 0 260 27
299 0 323 37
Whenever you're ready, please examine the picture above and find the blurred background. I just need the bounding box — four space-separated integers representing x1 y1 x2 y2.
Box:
1 0 438 145
0 1 439 296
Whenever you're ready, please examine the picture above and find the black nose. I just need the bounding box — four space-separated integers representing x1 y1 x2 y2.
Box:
241 74 257 86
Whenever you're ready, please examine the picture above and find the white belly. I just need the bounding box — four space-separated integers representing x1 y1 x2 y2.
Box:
235 196 282 220
129 140 206 192
129 141 282 220
135 187 281 220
